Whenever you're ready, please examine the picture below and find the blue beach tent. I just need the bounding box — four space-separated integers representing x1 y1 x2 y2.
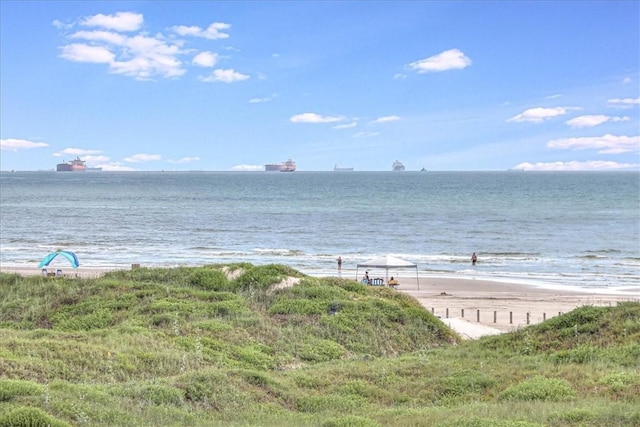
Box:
38 251 80 269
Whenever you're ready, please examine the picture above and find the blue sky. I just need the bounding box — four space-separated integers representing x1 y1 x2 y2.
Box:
1 1 638 171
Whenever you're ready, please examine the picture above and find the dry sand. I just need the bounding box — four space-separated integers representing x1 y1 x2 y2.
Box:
395 276 638 338
3 266 637 339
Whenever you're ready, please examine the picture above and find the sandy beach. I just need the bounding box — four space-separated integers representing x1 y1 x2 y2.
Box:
2 266 637 339
396 275 638 338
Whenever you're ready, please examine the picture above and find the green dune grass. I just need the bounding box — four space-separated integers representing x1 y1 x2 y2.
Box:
1 265 638 426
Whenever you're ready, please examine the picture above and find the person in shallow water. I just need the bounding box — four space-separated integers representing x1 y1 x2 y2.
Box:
336 256 342 272
471 252 477 265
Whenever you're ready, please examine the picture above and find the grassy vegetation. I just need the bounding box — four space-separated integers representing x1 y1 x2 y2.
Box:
1 264 638 426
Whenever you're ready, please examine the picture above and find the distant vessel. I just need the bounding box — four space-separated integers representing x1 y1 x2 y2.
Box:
56 157 87 172
392 160 405 171
265 163 281 171
86 167 103 172
334 164 354 171
280 159 296 172
265 159 296 172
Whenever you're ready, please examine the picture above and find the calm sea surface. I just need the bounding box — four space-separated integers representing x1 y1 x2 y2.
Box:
1 171 638 292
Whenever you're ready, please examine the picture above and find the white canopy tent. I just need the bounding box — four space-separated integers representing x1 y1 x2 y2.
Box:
356 255 419 289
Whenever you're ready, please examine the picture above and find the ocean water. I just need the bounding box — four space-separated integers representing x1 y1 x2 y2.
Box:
1 171 638 292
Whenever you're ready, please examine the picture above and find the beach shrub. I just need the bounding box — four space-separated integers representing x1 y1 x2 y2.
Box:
295 394 367 413
436 369 497 398
298 338 346 362
0 406 71 427
178 370 252 412
236 369 274 387
499 376 575 401
139 384 185 406
444 418 544 427
535 305 603 333
268 298 326 316
599 372 640 391
549 408 596 424
51 307 112 331
322 415 380 427
234 344 277 370
188 268 228 291
0 380 43 401
547 343 599 364
232 264 302 293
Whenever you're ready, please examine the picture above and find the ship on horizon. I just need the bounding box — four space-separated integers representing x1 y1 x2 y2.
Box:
57 157 87 172
392 160 405 171
333 164 354 171
56 157 102 172
265 159 296 172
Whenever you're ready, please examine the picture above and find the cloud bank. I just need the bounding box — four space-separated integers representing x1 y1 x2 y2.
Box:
56 11 247 82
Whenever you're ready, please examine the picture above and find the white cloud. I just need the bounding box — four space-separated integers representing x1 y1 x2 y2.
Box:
248 93 277 104
82 12 143 32
548 134 639 154
393 73 407 79
61 30 186 79
52 19 72 30
70 30 127 45
83 155 109 162
113 34 185 79
607 97 640 108
371 115 401 124
622 77 633 84
566 115 629 128
408 49 471 73
124 153 162 163
171 22 230 40
507 106 578 123
512 160 639 171
352 131 380 138
333 121 358 129
290 113 344 123
100 163 137 171
167 157 200 164
231 164 263 171
199 69 250 83
0 138 49 151
57 15 238 81
192 51 218 67
60 43 115 63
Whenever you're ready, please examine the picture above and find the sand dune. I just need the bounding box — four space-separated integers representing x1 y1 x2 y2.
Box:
3 266 637 339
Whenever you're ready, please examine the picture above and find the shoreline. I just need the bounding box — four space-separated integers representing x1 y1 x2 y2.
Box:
2 265 637 339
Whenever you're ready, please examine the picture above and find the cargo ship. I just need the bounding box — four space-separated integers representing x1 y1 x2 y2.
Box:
56 157 87 172
392 160 405 171
265 159 296 172
334 164 354 171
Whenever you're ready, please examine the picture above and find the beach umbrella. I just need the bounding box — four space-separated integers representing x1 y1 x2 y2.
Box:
38 251 80 269
356 255 419 289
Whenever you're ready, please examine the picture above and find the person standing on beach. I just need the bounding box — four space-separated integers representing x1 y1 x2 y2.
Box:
471 252 477 265
336 256 342 272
